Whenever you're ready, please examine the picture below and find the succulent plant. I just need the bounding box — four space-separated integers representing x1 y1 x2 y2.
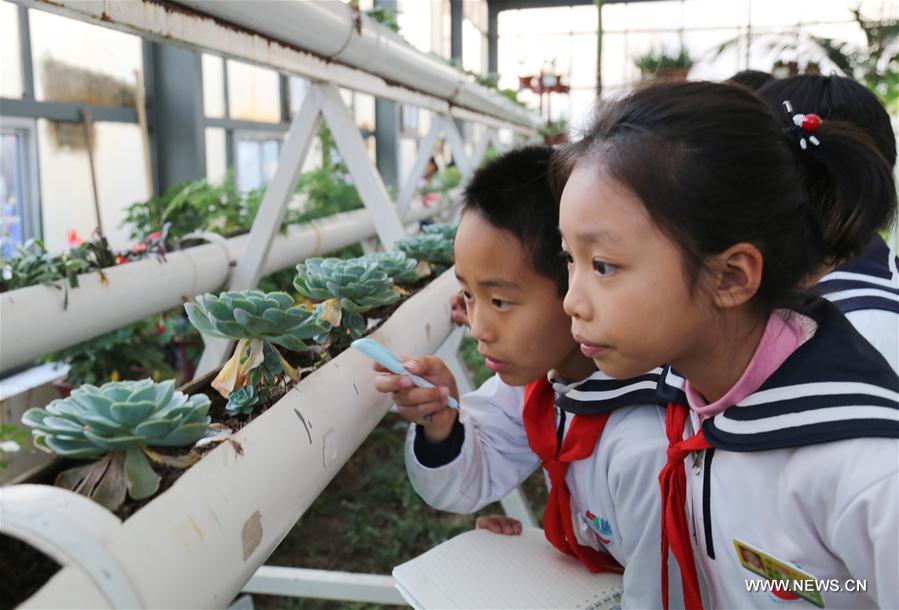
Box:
185 290 329 351
294 257 401 339
185 290 331 414
396 232 455 266
21 379 211 511
421 223 458 241
359 251 425 285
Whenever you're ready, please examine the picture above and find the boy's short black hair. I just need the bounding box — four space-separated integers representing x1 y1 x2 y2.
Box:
462 145 567 296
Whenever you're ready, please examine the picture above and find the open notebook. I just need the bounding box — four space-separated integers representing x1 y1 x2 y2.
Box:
392 528 623 609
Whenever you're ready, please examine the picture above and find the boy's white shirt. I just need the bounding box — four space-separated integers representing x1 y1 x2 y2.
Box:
404 373 685 609
681 410 898 609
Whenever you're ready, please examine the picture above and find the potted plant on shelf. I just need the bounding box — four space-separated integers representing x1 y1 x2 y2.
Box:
634 46 694 81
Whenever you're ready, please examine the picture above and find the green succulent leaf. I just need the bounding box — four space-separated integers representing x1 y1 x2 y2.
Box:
22 378 211 461
124 447 161 500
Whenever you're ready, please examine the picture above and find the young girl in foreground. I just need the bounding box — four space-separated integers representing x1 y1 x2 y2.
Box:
556 81 898 609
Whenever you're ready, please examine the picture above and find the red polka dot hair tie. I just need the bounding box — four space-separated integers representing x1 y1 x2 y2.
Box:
783 100 822 150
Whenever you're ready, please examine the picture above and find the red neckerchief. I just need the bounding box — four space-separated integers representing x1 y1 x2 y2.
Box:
659 402 713 610
522 377 623 574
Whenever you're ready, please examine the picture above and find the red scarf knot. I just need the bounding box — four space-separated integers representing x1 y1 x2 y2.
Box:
522 376 623 574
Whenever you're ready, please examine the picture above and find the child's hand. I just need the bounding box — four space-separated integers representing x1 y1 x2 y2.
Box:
372 356 459 443
450 290 469 327
476 515 523 536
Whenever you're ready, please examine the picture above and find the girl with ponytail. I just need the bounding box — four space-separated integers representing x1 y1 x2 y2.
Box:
554 81 898 609
758 74 898 372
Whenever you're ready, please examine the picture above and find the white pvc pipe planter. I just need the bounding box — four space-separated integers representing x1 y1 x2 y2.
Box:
3 269 459 609
0 201 445 374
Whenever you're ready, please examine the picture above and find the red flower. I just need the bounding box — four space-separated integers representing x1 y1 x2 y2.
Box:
66 229 84 247
131 242 148 253
148 231 162 241
115 255 127 265
156 323 166 335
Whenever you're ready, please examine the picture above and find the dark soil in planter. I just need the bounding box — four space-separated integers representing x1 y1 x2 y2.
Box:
0 534 61 610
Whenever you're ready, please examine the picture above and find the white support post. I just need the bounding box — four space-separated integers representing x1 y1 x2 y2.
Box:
440 116 475 182
396 118 444 218
500 486 539 528
243 566 406 605
194 86 324 377
470 127 495 169
319 83 406 249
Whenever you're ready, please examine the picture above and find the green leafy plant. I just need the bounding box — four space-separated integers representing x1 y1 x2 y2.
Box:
359 251 424 285
634 46 694 76
21 379 210 511
421 166 462 197
1 230 167 307
0 424 31 473
294 258 401 340
291 125 364 224
39 313 189 388
539 119 570 145
365 6 400 33
185 290 330 414
716 9 898 112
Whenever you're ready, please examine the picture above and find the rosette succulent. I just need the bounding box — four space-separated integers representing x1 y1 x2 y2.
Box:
294 257 401 339
185 290 331 414
21 379 210 511
421 223 458 241
359 251 425 285
396 232 455 269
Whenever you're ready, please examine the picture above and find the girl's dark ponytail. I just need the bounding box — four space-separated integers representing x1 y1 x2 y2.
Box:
780 110 896 264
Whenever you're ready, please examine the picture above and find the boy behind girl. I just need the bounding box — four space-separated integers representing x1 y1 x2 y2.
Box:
374 146 681 608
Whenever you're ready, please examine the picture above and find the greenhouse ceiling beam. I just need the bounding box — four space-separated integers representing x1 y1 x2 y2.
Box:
0 98 138 123
11 0 537 134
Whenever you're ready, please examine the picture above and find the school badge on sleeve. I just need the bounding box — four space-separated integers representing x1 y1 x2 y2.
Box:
733 539 825 607
581 510 613 544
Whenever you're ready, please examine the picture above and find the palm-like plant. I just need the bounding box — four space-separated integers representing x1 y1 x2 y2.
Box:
715 8 899 112
185 290 330 414
21 379 210 511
